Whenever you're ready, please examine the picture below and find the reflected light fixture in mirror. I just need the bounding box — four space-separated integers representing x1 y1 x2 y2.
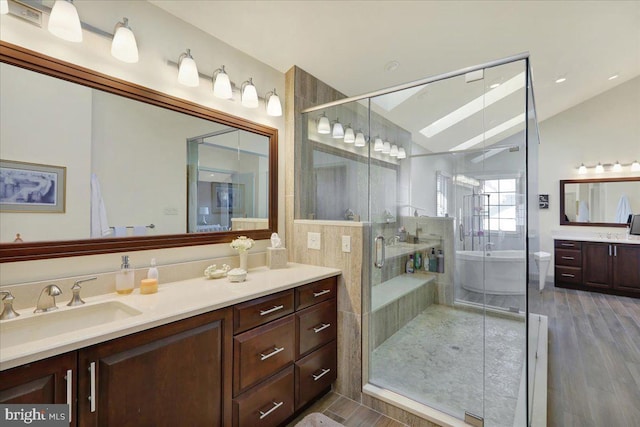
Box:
265 89 282 116
343 125 355 143
373 137 384 151
212 65 232 99
48 0 82 42
332 120 344 139
111 17 138 63
317 113 330 134
177 49 199 87
241 78 258 108
397 147 407 159
354 131 366 147
390 144 399 157
1 0 8 15
382 141 391 154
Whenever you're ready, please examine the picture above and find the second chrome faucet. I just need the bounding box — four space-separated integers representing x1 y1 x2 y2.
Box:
34 284 62 313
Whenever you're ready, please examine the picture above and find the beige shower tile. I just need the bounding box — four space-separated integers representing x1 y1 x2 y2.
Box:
336 310 362 401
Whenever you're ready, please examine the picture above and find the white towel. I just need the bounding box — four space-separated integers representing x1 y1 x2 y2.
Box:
113 226 127 237
577 201 589 222
614 194 632 223
133 225 147 236
90 174 110 238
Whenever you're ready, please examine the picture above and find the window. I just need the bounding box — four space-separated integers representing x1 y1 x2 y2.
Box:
482 178 518 232
436 171 452 217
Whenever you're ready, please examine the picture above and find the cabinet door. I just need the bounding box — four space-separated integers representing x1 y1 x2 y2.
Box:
582 242 612 288
0 352 77 427
78 308 232 427
613 244 640 293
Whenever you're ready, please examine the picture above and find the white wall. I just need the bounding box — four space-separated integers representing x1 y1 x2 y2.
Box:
538 76 640 279
0 0 285 285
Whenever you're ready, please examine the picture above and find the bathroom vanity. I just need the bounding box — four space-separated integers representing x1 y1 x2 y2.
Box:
0 265 339 426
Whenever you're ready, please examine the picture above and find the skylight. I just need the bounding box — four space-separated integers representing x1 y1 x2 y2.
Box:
448 113 525 152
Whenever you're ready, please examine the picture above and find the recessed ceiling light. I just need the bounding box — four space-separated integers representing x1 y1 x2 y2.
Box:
384 60 400 72
555 75 567 84
489 83 500 89
608 74 619 81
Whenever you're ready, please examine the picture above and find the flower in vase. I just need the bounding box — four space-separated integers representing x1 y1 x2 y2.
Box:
230 236 255 252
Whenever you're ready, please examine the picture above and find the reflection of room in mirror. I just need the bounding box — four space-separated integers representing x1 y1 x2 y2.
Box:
562 179 640 225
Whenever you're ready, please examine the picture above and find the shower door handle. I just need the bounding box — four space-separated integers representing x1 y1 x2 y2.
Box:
459 223 464 241
375 235 385 268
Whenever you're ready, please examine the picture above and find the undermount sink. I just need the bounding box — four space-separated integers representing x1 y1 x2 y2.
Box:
0 301 142 348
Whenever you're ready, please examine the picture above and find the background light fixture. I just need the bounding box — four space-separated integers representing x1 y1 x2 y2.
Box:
390 144 399 157
332 120 344 139
212 66 232 99
373 137 384 151
177 49 199 87
354 131 366 147
343 125 355 143
198 207 210 225
317 113 331 134
382 142 391 154
632 160 640 172
48 0 83 42
578 163 587 174
397 147 407 159
595 162 604 173
612 161 622 172
111 17 138 63
1 0 8 15
241 78 259 108
265 89 282 116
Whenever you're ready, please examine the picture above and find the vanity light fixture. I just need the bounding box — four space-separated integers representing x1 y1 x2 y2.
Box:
111 18 138 63
397 147 407 159
1 0 8 15
317 113 331 134
354 131 366 147
373 137 384 152
212 66 233 99
48 0 83 42
612 161 622 172
241 78 259 108
343 125 355 143
578 163 587 174
632 160 640 172
332 120 344 139
595 162 604 173
390 144 399 157
177 49 199 87
382 142 391 154
265 89 282 117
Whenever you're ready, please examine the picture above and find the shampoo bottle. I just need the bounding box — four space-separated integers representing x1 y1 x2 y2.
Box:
437 249 445 273
414 252 422 270
116 255 134 294
428 248 437 272
406 255 415 274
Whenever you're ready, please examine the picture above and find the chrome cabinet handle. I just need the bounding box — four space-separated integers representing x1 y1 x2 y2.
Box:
561 273 575 278
260 305 284 316
374 235 385 268
88 362 96 413
614 245 617 257
312 368 331 381
560 243 574 247
609 245 612 256
313 323 331 333
259 401 283 420
313 289 331 298
65 369 73 423
260 346 284 361
561 256 574 260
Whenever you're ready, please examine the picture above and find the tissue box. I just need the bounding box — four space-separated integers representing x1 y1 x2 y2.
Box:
267 247 288 269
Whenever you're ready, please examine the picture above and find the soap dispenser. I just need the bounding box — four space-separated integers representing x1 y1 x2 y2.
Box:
116 255 135 295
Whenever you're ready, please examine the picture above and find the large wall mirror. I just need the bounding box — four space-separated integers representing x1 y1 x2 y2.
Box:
0 42 278 262
560 177 640 227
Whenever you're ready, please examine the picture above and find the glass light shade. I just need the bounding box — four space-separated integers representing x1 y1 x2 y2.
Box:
317 114 331 134
48 0 83 42
1 0 8 15
198 207 210 215
390 144 399 157
397 147 407 159
632 161 640 172
213 67 232 99
177 50 199 87
382 142 391 154
343 126 355 143
578 163 587 174
595 163 604 173
354 132 366 147
373 137 384 151
241 80 259 108
612 161 622 172
332 121 344 139
111 19 138 63
266 91 282 116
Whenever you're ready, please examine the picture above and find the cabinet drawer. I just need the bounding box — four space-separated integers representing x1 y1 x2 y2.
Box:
296 277 337 310
295 341 337 410
297 299 337 358
233 365 294 427
555 240 582 250
234 290 294 334
555 266 582 284
234 315 295 396
555 249 582 267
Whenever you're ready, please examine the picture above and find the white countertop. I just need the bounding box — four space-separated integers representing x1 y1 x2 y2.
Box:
0 263 341 371
552 232 640 245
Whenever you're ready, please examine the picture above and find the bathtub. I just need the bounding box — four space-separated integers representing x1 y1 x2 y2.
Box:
457 250 526 295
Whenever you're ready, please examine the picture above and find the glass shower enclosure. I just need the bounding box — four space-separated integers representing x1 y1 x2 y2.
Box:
300 54 541 427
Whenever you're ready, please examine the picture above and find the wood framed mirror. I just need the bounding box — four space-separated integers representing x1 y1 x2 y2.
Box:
0 41 278 262
559 177 640 227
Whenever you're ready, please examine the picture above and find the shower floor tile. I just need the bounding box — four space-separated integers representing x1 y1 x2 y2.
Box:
370 304 525 427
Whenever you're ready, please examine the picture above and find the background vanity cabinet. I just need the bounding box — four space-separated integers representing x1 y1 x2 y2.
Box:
77 308 232 427
0 352 77 427
555 239 640 296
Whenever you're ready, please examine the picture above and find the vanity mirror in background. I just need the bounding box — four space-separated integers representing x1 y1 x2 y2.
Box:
0 42 277 262
560 177 640 227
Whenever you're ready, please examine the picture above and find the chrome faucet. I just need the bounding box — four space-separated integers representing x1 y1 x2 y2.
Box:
485 242 495 251
387 235 401 246
34 284 62 313
0 291 20 320
67 277 97 307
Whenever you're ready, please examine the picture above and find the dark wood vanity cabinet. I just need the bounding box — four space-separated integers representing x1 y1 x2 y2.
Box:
555 239 640 296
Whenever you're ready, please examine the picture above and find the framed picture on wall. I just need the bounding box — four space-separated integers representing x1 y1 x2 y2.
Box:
0 159 66 213
213 182 244 213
